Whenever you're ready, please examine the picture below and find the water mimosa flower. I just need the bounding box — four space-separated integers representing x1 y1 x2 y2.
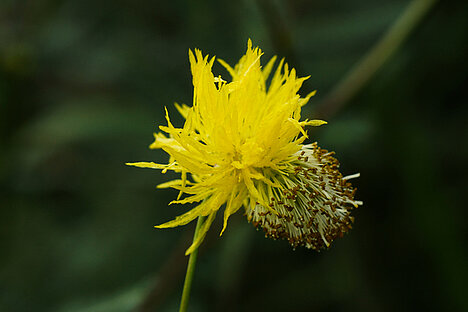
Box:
127 40 362 255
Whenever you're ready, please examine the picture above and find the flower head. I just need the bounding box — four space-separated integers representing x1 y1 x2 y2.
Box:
127 40 361 254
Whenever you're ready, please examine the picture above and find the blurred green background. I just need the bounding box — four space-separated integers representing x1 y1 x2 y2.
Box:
1 0 467 311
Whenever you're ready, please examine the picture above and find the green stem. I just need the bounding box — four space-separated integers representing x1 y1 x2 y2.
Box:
179 216 206 312
317 0 438 118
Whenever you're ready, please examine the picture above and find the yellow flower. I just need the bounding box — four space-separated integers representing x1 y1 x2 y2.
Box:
127 40 362 254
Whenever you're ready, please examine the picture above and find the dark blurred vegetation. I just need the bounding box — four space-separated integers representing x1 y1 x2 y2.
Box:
1 0 467 311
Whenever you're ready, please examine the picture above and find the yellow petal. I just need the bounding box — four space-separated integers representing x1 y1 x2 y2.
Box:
155 202 209 229
126 162 169 169
220 187 246 235
304 119 327 127
157 179 193 189
185 212 217 255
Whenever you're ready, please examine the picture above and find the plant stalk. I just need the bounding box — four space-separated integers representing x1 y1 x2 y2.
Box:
179 216 206 312
317 0 438 118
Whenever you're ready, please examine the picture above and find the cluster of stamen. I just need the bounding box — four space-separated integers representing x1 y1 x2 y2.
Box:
246 143 362 250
